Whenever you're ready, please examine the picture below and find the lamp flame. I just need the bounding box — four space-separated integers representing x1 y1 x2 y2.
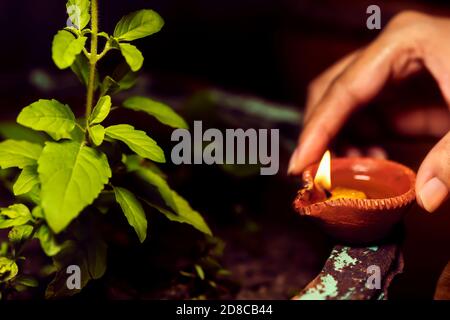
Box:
314 150 331 191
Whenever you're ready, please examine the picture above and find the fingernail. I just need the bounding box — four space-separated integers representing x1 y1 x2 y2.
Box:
288 148 299 174
418 177 448 213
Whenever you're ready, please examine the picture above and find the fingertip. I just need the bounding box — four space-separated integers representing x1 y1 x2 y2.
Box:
415 189 424 208
415 167 434 197
289 118 332 175
417 177 448 213
415 167 434 210
287 148 301 175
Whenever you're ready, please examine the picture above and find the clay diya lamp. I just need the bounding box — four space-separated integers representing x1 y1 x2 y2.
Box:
293 151 416 244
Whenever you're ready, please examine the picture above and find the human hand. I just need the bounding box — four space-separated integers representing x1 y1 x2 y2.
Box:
287 11 450 213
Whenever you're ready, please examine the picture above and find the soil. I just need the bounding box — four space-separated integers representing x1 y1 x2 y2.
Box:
220 221 332 299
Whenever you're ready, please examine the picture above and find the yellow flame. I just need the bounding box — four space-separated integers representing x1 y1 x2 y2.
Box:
314 150 331 190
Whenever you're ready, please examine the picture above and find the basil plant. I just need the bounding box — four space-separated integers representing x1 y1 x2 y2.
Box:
0 0 211 299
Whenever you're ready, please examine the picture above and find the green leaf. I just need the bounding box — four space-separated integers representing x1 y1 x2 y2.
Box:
114 187 147 243
86 237 107 279
71 54 99 88
0 140 42 169
98 31 109 38
113 9 164 41
88 124 105 146
0 204 32 229
89 96 111 125
38 141 112 233
43 225 105 293
52 30 87 69
119 43 144 72
45 241 89 298
22 185 41 205
123 96 188 129
0 243 8 256
195 264 205 280
105 124 165 163
8 225 33 243
0 257 18 283
66 0 91 30
32 206 44 219
148 191 212 236
100 76 120 96
100 71 137 96
13 166 39 196
68 118 86 143
123 154 166 178
122 153 141 171
35 224 63 257
15 275 39 288
0 122 47 145
17 99 76 141
118 71 138 91
135 168 176 212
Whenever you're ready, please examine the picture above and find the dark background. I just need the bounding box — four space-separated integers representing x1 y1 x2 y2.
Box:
1 0 449 106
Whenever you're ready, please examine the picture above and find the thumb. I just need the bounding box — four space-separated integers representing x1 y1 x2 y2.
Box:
416 131 450 213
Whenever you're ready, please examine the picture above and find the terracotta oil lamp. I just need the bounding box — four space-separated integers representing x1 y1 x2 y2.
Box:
293 151 416 244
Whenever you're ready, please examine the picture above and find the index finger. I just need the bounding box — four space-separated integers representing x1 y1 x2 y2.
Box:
288 33 418 174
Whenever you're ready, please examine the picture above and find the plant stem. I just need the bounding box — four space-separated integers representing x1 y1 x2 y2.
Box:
85 0 99 127
97 42 111 61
